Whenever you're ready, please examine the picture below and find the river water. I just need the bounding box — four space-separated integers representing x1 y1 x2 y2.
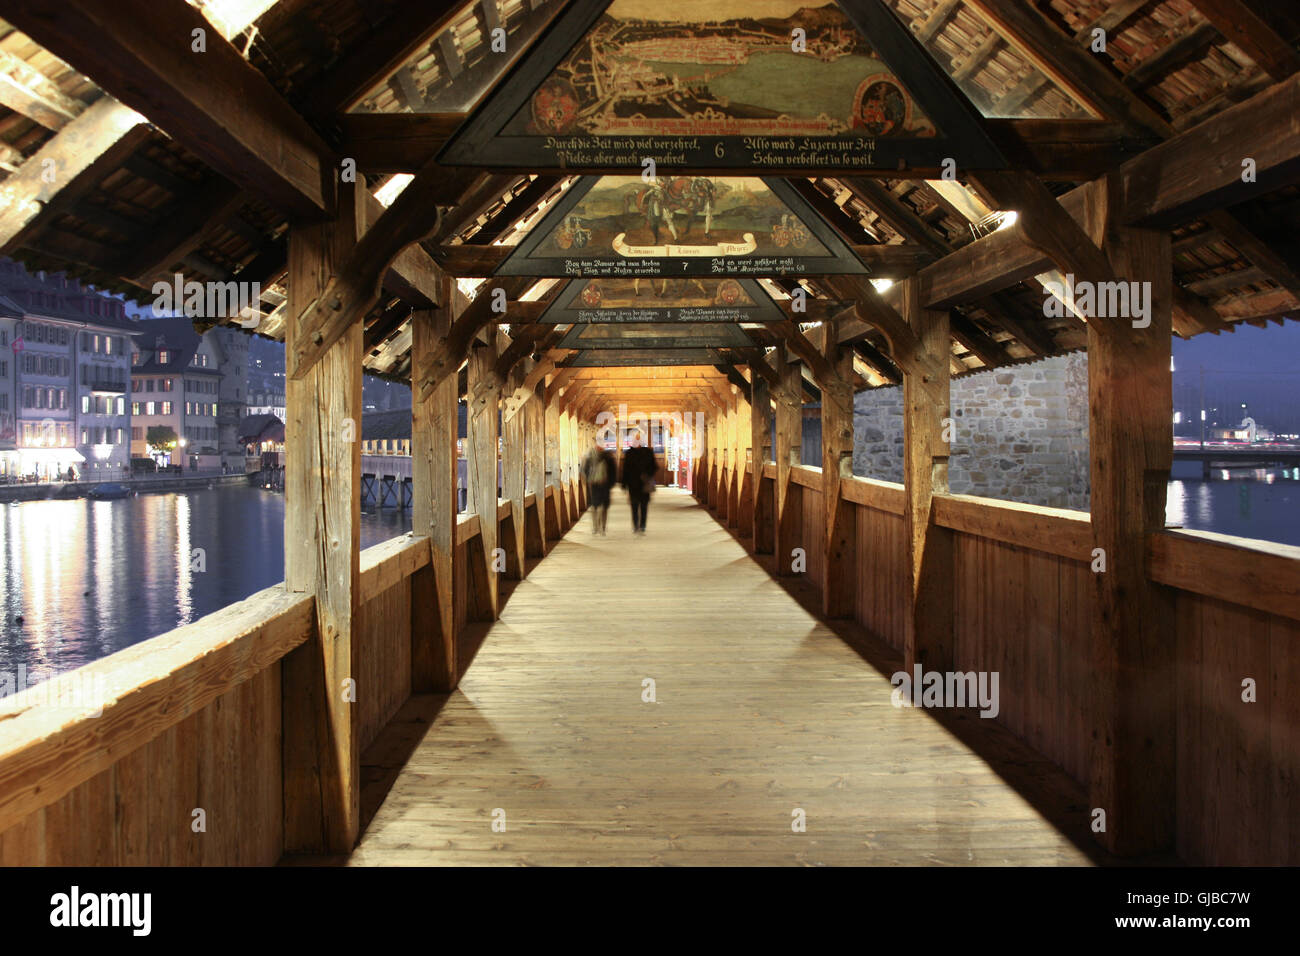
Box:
0 485 409 681
1 468 1296 681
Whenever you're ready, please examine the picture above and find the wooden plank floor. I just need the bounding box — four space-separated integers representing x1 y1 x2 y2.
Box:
349 487 1097 866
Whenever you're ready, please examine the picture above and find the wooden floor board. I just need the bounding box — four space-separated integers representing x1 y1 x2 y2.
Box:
350 489 1097 867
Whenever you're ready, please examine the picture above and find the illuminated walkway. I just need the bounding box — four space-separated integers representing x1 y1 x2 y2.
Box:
350 488 1096 865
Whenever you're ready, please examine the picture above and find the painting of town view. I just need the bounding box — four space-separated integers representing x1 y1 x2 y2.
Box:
508 0 935 139
527 175 832 260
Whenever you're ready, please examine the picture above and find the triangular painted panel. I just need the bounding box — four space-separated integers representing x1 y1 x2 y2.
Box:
440 0 1005 172
496 175 867 276
538 276 787 323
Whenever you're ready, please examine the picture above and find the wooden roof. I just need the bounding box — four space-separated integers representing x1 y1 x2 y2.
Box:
0 0 1295 386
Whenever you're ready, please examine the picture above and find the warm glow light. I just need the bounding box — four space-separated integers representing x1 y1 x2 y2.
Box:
457 277 487 300
374 174 413 208
192 0 279 39
519 278 559 302
869 278 893 293
996 211 1018 231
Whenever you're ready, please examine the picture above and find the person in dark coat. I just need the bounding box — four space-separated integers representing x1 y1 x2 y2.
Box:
580 435 616 535
620 431 658 534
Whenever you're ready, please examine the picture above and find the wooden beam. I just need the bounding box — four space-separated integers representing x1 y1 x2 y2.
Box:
337 112 464 174
1121 22 1221 90
4 0 335 219
950 310 1010 367
289 162 483 380
410 299 459 692
775 321 836 387
0 98 147 252
281 182 363 854
0 49 85 129
1117 72 1300 224
305 0 465 114
120 183 246 284
1072 0 1153 42
916 0 961 44
1187 0 1300 80
966 0 1167 134
417 278 532 399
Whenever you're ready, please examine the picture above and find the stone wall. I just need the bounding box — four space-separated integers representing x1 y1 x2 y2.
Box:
852 351 1090 510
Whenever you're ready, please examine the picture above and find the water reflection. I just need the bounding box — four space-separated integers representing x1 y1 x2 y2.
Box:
0 486 411 679
1166 462 1299 546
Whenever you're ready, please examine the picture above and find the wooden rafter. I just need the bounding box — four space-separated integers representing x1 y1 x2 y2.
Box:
0 47 85 129
0 98 147 252
1187 0 1300 80
4 0 335 219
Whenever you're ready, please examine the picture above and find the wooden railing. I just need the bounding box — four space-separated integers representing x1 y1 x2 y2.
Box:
0 478 587 865
697 461 1300 866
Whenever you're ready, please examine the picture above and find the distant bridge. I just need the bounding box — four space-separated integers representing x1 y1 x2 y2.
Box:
1173 445 1300 476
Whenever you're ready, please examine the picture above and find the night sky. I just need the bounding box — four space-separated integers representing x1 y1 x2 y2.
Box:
1171 320 1300 436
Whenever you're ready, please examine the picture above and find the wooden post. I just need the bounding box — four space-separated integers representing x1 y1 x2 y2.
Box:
561 403 573 528
709 410 722 510
901 280 954 672
501 367 526 580
821 326 857 618
774 355 803 577
732 394 749 530
729 397 740 524
466 333 500 619
524 384 546 557
751 376 773 553
718 401 732 524
544 392 561 539
1088 222 1176 856
281 183 362 854
410 299 459 692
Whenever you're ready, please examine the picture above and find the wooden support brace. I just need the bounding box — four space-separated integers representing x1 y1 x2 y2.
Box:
410 298 459 692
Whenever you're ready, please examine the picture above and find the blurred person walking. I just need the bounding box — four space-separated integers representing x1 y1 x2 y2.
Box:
581 434 616 535
620 432 658 534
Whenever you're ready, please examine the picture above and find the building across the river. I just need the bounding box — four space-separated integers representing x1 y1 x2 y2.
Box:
0 258 139 480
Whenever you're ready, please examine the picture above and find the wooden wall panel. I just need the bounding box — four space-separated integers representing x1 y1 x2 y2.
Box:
854 504 907 652
355 578 413 752
454 538 470 635
949 532 1093 787
1175 593 1300 865
0 666 283 866
799 484 823 590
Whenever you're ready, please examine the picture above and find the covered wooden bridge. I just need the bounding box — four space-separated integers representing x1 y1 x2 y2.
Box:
0 0 1297 867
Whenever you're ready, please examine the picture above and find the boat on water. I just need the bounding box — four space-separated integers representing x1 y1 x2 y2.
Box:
86 483 134 500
